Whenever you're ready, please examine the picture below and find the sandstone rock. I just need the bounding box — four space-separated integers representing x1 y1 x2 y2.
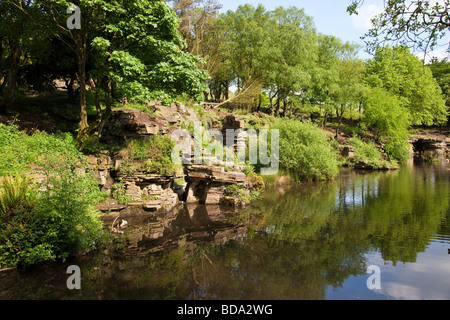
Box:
183 164 249 205
124 182 142 201
222 114 246 131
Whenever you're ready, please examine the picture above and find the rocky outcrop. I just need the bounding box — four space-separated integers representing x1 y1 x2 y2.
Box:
409 129 450 161
183 164 247 205
87 153 114 192
411 137 449 161
339 145 356 158
101 102 198 144
91 105 260 221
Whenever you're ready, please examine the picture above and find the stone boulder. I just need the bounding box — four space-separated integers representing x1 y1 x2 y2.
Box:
183 164 247 205
102 109 170 144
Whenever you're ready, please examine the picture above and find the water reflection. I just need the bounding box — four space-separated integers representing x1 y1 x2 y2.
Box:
0 163 449 300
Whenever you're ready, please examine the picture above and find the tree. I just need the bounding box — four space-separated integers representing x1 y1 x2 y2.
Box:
87 0 209 140
364 45 448 126
308 35 365 130
427 57 450 126
361 86 411 162
167 0 227 102
216 4 269 108
167 0 222 55
347 0 450 56
333 56 366 137
37 0 208 147
263 6 317 116
308 35 342 122
0 0 35 111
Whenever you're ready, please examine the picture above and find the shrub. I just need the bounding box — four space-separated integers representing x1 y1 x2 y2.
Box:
224 184 262 205
348 137 391 169
0 124 105 268
269 118 339 181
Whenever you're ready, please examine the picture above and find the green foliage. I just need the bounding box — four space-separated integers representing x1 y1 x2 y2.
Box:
111 181 130 205
348 137 397 169
0 175 32 222
0 122 81 176
243 163 255 177
361 87 411 162
270 118 339 181
0 124 105 268
348 0 450 54
428 58 450 119
364 46 447 126
87 0 209 104
224 184 262 205
119 135 177 175
349 137 382 162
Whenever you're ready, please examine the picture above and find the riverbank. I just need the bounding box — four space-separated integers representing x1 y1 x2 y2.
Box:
1 99 449 269
1 162 449 300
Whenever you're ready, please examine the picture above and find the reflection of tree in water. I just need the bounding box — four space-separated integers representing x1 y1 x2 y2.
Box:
1 165 448 299
257 165 449 267
363 165 449 264
83 164 448 300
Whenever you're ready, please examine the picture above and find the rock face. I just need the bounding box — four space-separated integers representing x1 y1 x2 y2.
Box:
91 105 258 220
101 102 198 144
183 164 247 205
409 129 450 161
87 153 114 192
411 137 449 161
89 153 180 217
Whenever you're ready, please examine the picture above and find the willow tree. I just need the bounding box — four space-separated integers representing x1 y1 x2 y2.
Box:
216 4 269 108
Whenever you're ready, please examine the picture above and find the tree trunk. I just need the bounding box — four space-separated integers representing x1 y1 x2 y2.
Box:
323 110 328 127
0 38 20 111
335 106 346 138
283 98 288 117
74 30 89 146
224 81 229 101
98 84 112 138
78 58 88 132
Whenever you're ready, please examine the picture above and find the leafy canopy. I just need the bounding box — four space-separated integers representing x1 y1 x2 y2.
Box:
364 45 448 126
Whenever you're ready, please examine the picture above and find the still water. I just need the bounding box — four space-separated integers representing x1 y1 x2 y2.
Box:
1 162 449 300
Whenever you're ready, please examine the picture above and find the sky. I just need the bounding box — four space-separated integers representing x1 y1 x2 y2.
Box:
219 0 449 62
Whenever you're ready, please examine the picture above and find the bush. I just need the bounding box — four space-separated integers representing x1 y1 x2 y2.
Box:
348 137 392 169
269 118 339 181
0 124 105 268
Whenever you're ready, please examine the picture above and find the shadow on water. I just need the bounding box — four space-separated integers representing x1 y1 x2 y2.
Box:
1 161 449 300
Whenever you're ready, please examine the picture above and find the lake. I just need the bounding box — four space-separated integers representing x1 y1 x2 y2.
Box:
1 161 449 300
